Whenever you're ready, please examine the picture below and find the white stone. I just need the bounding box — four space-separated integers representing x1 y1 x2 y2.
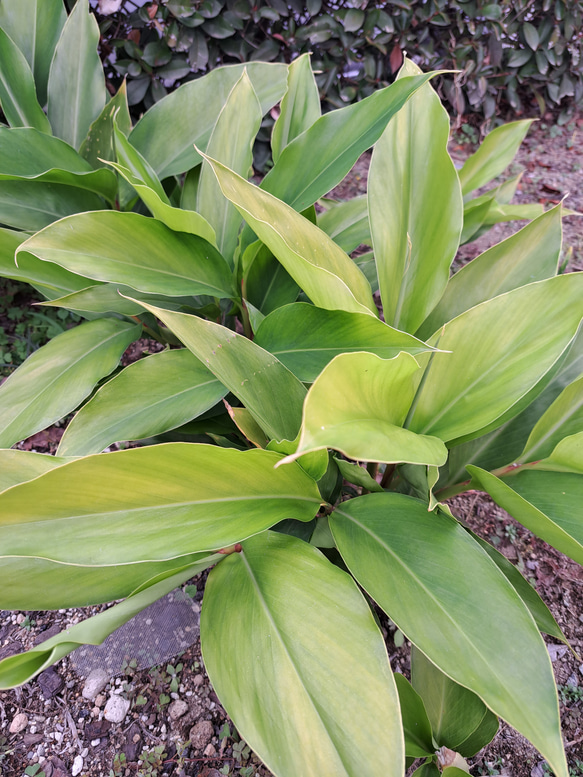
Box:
82 668 109 701
91 739 101 747
168 700 188 721
9 712 28 733
104 694 131 724
72 755 84 777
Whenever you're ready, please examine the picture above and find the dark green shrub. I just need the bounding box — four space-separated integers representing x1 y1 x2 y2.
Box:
95 0 583 123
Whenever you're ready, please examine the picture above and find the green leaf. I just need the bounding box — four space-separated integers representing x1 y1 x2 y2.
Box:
418 205 562 338
408 274 583 443
47 0 106 149
518 373 583 463
0 450 71 492
283 352 447 466
458 120 533 197
197 70 262 264
0 127 117 201
468 466 583 566
261 73 437 213
271 53 321 164
18 211 234 299
330 493 567 777
0 180 106 231
0 0 66 106
199 153 377 316
57 349 228 456
523 22 540 50
126 302 307 443
343 8 364 31
254 303 433 382
0 445 321 567
129 62 288 179
0 27 51 132
317 196 370 253
369 59 462 333
79 80 132 168
535 431 583 474
0 555 219 687
411 647 498 756
0 318 139 448
393 673 434 757
242 242 299 315
38 284 195 316
335 459 384 493
113 121 169 202
201 531 404 777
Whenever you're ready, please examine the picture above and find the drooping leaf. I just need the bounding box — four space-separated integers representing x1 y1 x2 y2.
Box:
468 466 583 566
0 0 66 106
411 647 498 756
197 70 262 264
0 180 106 231
0 27 51 132
458 120 533 196
0 445 321 568
125 301 307 443
408 274 583 443
0 555 219 687
79 80 132 168
254 303 433 382
330 493 567 777
0 450 71 492
129 62 288 179
317 196 370 253
18 211 234 299
282 352 447 466
0 318 139 448
418 205 562 339
47 0 107 149
261 72 437 213
58 349 228 456
369 59 462 333
335 459 384 493
201 531 404 777
393 673 434 757
271 52 321 163
113 121 169 202
199 152 377 316
37 284 194 317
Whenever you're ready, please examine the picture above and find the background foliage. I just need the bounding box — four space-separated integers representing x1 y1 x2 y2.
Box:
94 0 583 125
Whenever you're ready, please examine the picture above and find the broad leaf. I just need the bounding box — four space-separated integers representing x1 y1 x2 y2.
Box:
0 445 321 566
0 27 51 132
199 152 377 316
242 242 299 315
408 274 583 443
534 431 583 474
80 81 132 168
47 0 106 149
0 318 139 448
129 62 288 178
468 466 583 566
0 181 105 231
0 450 71 492
254 303 433 382
126 301 307 442
419 205 562 339
0 556 219 687
283 352 447 466
37 284 192 316
411 647 498 756
335 459 384 493
330 493 567 777
18 211 234 299
393 673 434 757
459 120 533 196
317 196 370 253
369 59 462 333
197 70 262 264
201 531 404 777
58 349 227 456
271 52 321 163
261 73 437 212
113 122 169 202
518 374 583 463
0 0 66 106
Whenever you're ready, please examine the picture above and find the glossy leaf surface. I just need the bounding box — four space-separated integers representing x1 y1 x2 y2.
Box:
271 53 320 163
0 450 71 492
393 673 434 757
201 531 404 777
58 349 227 456
0 27 51 132
330 493 566 777
0 318 139 448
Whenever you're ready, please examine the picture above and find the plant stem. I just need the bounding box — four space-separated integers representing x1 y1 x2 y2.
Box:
380 463 396 489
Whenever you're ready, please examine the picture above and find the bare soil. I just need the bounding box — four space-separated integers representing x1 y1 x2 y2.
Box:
1 116 583 777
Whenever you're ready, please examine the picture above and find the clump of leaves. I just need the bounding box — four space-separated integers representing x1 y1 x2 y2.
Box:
0 4 581 777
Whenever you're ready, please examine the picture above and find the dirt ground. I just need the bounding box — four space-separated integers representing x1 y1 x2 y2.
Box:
1 117 583 777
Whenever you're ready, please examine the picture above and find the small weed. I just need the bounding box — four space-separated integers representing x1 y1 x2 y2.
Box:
108 752 127 777
456 122 479 145
558 683 583 705
19 615 36 631
549 125 563 139
137 744 167 777
24 765 46 777
477 755 504 776
504 523 518 543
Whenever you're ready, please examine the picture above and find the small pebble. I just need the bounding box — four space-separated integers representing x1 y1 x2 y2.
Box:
104 694 131 724
91 738 101 747
9 712 28 734
94 694 105 707
82 668 109 701
72 755 84 776
193 674 204 687
204 743 217 757
189 720 214 750
16 614 26 625
168 700 188 721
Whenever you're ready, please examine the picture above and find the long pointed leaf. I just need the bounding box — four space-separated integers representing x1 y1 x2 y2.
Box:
0 450 71 492
80 81 132 168
271 52 321 163
0 27 51 132
201 531 404 777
